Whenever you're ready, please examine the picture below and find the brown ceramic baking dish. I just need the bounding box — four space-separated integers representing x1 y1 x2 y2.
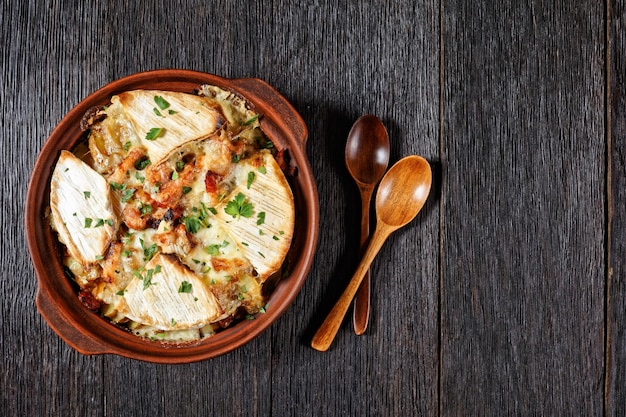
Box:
25 69 319 363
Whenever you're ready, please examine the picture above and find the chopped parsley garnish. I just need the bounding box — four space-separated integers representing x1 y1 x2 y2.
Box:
273 235 280 241
178 281 193 293
176 160 185 171
153 107 163 117
140 239 158 261
247 171 255 189
258 166 267 174
224 192 254 219
121 188 136 203
231 153 241 163
84 218 93 228
183 203 212 233
140 202 152 217
145 127 165 141
122 249 132 258
182 186 192 194
124 141 132 151
116 289 126 296
183 216 202 234
244 114 258 125
205 240 229 256
139 264 161 290
257 211 265 225
171 171 179 180
110 181 125 191
134 157 151 171
205 244 221 256
83 191 91 199
154 95 170 110
94 218 105 227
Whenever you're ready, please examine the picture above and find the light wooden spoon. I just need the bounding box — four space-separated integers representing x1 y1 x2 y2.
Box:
311 155 432 352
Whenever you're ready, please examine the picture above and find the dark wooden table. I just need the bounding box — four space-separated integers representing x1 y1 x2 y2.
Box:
3 1 626 415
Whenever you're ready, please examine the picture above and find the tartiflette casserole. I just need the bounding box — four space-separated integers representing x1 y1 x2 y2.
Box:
49 85 295 342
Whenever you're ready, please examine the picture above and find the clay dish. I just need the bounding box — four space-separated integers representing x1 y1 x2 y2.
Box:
25 69 319 363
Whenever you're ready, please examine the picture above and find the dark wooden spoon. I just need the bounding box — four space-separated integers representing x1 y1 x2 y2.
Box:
345 115 390 335
312 155 432 351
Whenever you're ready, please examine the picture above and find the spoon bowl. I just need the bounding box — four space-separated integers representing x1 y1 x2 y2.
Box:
345 115 390 335
345 115 390 186
375 155 432 227
311 155 432 351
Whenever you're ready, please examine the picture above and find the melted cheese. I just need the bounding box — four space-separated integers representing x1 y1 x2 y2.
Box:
53 86 295 342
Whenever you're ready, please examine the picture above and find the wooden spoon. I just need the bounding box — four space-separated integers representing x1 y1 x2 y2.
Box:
345 115 390 335
311 155 432 352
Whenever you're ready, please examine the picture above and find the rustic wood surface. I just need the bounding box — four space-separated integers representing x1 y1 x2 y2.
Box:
1 0 623 415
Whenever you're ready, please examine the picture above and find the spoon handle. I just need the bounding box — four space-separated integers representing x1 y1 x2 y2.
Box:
353 188 374 335
311 225 391 351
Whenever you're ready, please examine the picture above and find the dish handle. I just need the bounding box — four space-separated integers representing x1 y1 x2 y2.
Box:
229 78 308 150
36 288 110 356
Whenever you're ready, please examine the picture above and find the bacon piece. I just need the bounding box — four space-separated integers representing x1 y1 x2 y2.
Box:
205 170 223 193
78 289 101 311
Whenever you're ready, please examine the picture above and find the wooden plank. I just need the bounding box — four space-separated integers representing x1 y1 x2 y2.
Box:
607 0 626 414
441 2 606 415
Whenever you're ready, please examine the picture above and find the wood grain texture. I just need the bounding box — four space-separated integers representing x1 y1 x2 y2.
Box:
3 0 620 415
441 1 606 415
608 0 626 415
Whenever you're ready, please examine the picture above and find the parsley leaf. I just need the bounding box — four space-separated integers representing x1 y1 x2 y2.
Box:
224 192 254 219
178 281 193 293
183 216 201 234
183 203 212 233
257 211 266 225
205 244 221 256
247 171 255 189
140 202 152 217
141 264 161 290
145 127 165 141
121 188 135 203
244 114 259 125
140 239 158 261
134 157 151 171
154 95 170 110
110 181 125 191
